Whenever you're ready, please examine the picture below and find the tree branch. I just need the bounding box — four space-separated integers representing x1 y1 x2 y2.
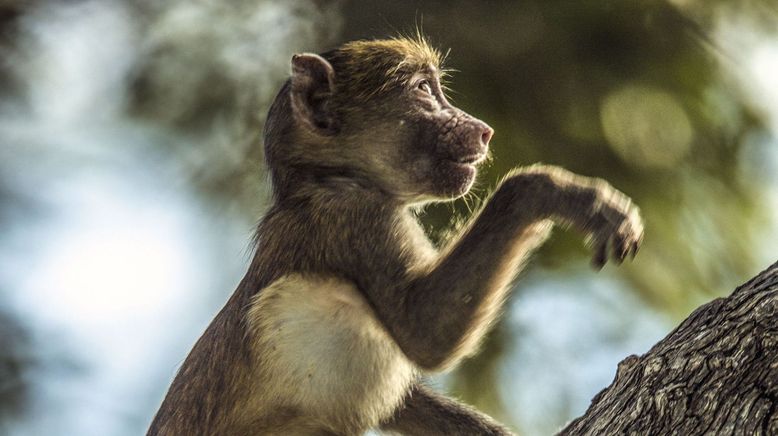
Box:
561 261 778 435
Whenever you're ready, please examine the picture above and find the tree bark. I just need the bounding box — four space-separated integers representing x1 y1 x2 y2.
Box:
561 261 778 436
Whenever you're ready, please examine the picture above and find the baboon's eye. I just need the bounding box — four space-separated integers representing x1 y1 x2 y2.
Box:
417 80 433 95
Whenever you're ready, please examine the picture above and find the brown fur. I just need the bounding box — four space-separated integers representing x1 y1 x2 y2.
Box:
148 36 643 436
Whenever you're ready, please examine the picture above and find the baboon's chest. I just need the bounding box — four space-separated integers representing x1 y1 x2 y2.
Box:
247 274 417 432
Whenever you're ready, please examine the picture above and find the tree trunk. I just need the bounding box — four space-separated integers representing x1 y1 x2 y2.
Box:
561 261 778 436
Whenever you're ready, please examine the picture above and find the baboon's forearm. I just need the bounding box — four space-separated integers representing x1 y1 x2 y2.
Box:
392 173 557 369
381 384 514 435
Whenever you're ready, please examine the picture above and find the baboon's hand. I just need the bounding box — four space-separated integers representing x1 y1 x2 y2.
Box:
513 165 644 269
575 180 643 269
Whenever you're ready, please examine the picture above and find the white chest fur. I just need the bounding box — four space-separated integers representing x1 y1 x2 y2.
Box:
246 274 417 433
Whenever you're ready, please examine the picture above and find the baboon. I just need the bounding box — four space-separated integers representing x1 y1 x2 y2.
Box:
147 37 644 436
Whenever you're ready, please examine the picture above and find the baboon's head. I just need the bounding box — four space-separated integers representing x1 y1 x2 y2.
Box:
264 36 493 203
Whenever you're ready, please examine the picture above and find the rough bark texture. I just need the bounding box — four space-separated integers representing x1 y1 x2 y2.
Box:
561 261 778 436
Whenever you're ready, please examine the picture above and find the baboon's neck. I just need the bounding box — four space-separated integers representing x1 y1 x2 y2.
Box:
244 182 412 295
271 163 396 204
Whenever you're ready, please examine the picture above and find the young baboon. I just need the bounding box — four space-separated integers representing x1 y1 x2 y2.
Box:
147 37 644 436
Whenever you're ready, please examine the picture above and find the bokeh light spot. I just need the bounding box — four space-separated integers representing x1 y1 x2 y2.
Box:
600 84 694 168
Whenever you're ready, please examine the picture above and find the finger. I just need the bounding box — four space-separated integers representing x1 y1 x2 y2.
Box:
632 230 644 258
591 240 608 270
630 239 639 259
618 235 632 262
608 237 621 265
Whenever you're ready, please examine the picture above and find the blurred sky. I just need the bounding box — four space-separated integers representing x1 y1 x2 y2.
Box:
0 1 776 435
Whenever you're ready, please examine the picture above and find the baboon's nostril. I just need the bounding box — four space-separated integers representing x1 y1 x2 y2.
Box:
481 125 494 146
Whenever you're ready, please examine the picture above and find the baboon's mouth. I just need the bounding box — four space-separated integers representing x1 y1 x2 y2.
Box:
449 153 486 165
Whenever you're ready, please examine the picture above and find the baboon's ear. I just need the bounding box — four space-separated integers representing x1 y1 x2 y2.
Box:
290 53 338 134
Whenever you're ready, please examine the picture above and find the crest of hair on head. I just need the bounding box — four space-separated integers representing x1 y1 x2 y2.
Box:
326 33 450 102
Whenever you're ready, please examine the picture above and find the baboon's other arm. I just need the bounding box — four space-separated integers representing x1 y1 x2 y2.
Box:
380 384 513 436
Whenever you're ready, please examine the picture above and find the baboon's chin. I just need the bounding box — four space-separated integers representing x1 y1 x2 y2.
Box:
434 161 477 199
